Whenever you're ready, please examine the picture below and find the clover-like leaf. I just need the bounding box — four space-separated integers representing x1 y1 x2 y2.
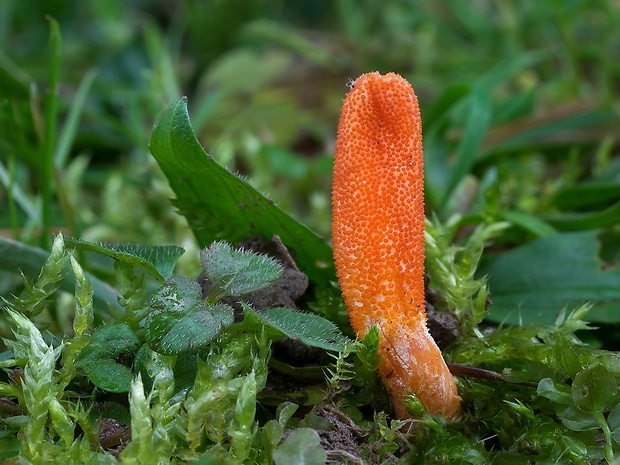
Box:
201 241 283 298
75 323 139 393
145 276 234 355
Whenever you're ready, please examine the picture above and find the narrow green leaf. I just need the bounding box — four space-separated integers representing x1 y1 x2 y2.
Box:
41 17 62 249
0 158 40 225
65 237 184 281
422 82 470 130
145 276 234 355
553 182 620 211
500 210 557 238
543 199 620 231
242 21 334 67
441 86 492 208
476 51 544 91
483 107 616 155
0 50 30 98
493 88 537 124
148 97 335 287
54 69 97 168
201 241 283 298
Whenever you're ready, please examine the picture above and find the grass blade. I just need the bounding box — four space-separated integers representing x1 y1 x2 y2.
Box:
41 17 62 249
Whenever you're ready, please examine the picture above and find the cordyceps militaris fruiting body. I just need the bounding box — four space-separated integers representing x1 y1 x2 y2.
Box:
331 72 461 419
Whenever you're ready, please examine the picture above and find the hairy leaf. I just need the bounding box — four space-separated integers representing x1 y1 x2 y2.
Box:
146 276 234 355
65 238 184 281
201 241 283 298
244 305 352 352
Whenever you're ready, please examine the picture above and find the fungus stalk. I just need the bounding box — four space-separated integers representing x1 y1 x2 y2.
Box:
331 72 461 419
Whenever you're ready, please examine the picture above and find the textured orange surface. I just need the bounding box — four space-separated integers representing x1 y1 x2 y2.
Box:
332 72 460 419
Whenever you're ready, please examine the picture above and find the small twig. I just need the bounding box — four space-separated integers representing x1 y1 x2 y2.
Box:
447 362 538 387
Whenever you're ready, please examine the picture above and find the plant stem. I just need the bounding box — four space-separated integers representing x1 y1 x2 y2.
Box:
595 409 615 464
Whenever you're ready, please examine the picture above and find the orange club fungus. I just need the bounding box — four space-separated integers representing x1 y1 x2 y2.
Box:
331 72 461 419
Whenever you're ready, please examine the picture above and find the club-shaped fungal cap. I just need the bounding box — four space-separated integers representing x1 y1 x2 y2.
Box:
332 72 461 419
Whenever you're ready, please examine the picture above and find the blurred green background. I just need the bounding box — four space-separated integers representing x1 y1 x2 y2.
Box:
1 0 619 328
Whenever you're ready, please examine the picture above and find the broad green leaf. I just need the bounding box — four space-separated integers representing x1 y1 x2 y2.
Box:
0 436 20 459
244 305 352 352
148 97 335 287
550 335 582 378
90 401 132 425
0 237 123 317
571 364 618 413
537 378 571 405
200 241 283 298
145 276 234 355
75 323 140 393
65 238 184 281
90 323 140 354
272 428 327 465
87 360 134 394
486 231 620 324
561 405 599 432
560 435 590 460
